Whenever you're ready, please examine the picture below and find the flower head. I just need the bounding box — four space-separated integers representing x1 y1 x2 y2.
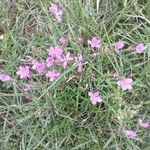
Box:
115 41 124 52
32 59 45 74
117 77 133 90
46 56 55 67
88 91 103 105
125 130 137 138
136 43 145 54
16 66 30 79
49 4 59 14
0 73 11 82
48 46 63 61
62 52 73 68
46 69 60 81
88 37 101 48
49 4 63 22
138 119 149 128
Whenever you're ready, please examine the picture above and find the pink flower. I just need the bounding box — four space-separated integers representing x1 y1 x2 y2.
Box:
48 46 63 61
88 37 101 48
113 72 120 78
136 43 145 54
46 69 60 81
62 52 73 68
0 73 11 82
16 66 30 79
46 56 55 67
117 77 133 90
115 41 124 52
75 54 83 72
24 84 32 93
49 4 59 14
59 35 68 45
138 119 149 128
32 59 45 74
49 4 63 22
88 91 103 105
125 130 137 138
36 63 45 74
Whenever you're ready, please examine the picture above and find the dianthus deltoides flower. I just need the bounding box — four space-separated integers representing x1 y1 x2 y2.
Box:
88 91 103 105
114 41 124 52
138 119 149 128
0 73 11 81
136 43 145 54
48 45 63 62
125 130 137 138
46 56 55 67
32 59 45 74
16 66 31 79
117 77 133 90
88 36 101 48
49 4 63 22
46 69 60 81
62 52 73 68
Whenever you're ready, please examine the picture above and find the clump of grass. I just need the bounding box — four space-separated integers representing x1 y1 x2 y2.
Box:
0 0 150 149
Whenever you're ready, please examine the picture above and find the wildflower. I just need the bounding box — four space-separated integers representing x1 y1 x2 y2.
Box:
0 73 11 82
136 43 145 54
88 37 101 48
32 59 45 74
117 77 133 90
48 46 63 61
46 69 60 81
115 41 124 52
138 119 149 128
49 4 63 22
59 35 68 45
16 66 30 79
113 72 120 78
49 4 59 14
125 130 137 138
62 52 73 68
36 62 45 74
46 56 55 67
88 91 103 105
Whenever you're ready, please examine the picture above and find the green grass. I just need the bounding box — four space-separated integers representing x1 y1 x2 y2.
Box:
0 0 150 149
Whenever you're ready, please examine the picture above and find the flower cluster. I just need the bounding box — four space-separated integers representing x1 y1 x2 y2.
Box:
1 3 148 140
125 118 149 138
14 45 82 81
